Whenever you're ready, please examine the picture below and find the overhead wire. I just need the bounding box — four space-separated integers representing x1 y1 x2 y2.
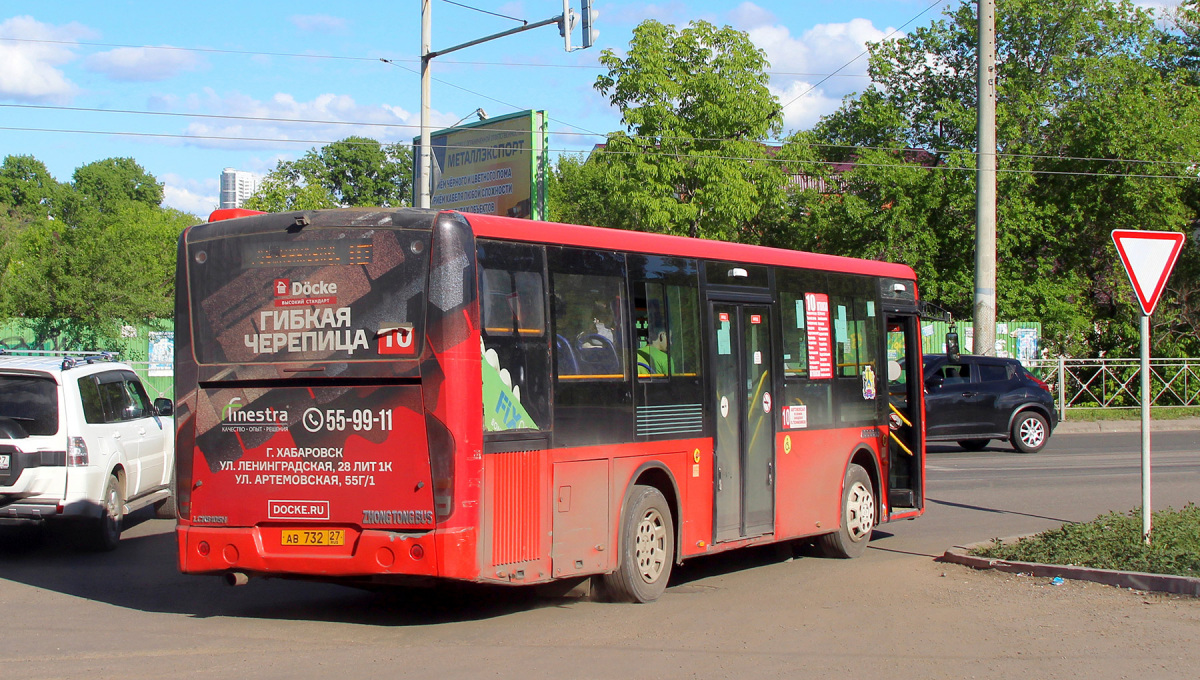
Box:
0 36 872 78
2 125 1195 181
780 0 948 112
4 103 1197 171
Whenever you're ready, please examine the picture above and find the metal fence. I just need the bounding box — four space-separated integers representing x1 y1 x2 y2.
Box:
1026 358 1200 418
126 362 174 401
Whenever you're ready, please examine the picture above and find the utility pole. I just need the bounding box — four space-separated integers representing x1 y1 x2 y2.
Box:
973 0 997 355
420 0 433 210
416 2 595 209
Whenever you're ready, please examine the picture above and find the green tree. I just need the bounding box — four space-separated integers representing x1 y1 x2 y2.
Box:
70 157 164 209
567 19 787 242
0 201 191 349
0 155 66 218
244 136 412 211
799 0 1200 356
0 155 192 350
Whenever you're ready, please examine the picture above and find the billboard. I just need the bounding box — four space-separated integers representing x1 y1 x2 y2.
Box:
413 110 548 219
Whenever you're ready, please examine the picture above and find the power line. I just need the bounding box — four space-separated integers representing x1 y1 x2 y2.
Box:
0 36 872 78
440 0 525 24
5 103 1196 170
4 125 1196 181
780 0 947 111
377 58 605 138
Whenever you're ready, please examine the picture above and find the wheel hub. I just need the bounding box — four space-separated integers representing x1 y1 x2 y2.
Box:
846 481 875 541
634 507 667 583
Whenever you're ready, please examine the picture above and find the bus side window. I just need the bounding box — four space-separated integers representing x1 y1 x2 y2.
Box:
781 291 810 379
551 264 627 380
477 240 551 432
629 257 701 381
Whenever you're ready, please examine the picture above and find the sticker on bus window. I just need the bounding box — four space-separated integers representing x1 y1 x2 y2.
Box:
377 324 416 355
862 365 877 400
717 325 731 355
750 314 761 324
804 293 833 379
783 404 808 429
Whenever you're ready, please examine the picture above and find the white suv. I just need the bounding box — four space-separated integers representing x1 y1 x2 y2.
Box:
0 350 175 550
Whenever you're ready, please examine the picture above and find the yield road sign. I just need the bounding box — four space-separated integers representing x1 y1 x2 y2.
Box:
1111 230 1186 316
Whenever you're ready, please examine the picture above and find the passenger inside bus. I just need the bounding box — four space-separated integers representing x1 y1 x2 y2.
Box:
637 327 671 376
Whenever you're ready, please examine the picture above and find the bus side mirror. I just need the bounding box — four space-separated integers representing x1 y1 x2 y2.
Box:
946 329 960 363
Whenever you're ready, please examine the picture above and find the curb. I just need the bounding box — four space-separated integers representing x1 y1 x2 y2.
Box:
1054 417 1200 434
938 539 1200 597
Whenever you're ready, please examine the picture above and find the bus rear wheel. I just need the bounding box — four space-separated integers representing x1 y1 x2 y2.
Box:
603 485 674 603
817 464 875 559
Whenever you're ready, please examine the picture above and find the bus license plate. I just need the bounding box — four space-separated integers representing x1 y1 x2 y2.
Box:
281 529 345 546
0 454 9 470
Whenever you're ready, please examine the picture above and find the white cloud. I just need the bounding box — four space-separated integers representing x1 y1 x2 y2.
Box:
731 6 893 133
290 14 349 33
161 173 218 218
728 2 776 29
606 2 694 26
0 16 93 103
84 46 204 82
158 89 459 150
770 79 844 133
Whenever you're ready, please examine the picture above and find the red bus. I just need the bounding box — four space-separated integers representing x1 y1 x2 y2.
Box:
172 207 925 602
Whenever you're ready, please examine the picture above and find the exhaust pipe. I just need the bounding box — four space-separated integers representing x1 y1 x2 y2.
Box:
224 571 250 587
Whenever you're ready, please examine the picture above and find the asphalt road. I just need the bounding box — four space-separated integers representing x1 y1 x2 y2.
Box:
0 430 1197 679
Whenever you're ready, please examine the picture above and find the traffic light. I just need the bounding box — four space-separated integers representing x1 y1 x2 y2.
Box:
559 0 576 52
580 0 599 49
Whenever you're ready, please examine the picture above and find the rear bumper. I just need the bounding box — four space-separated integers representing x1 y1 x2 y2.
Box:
0 497 105 524
177 525 441 579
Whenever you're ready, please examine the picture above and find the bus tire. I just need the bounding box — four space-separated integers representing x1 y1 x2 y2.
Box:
817 464 875 559
603 485 674 603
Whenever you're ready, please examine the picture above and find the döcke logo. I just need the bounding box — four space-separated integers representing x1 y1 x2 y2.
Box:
291 280 338 296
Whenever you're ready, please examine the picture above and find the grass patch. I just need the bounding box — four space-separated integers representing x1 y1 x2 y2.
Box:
970 505 1200 578
1063 406 1200 422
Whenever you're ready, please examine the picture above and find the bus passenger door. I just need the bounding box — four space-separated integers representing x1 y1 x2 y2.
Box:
885 315 923 514
711 303 775 542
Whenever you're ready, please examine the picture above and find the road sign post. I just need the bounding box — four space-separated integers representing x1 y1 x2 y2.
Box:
1110 229 1186 544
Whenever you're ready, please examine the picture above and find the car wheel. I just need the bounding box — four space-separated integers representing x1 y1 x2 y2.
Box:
80 474 123 551
1011 412 1049 453
602 485 674 603
817 464 875 559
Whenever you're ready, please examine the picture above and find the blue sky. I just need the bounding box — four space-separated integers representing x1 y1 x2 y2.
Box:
0 0 1181 217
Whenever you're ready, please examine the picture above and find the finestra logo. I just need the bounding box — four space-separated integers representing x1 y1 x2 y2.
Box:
222 397 288 424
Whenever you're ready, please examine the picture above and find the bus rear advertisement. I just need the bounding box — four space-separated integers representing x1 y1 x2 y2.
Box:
173 207 926 602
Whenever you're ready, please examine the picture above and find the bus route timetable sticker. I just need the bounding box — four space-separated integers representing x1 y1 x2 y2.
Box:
804 293 834 379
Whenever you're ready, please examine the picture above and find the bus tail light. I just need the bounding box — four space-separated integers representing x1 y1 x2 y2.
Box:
67 437 89 466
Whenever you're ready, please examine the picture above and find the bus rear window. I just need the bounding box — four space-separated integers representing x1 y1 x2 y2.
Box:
186 227 430 365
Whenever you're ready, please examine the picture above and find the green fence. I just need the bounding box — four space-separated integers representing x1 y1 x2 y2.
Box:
1 319 176 399
920 320 1042 361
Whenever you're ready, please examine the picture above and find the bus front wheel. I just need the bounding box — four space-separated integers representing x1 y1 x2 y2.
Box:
817 464 875 559
603 485 674 603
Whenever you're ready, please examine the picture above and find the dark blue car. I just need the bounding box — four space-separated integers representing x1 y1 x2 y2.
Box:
922 354 1058 453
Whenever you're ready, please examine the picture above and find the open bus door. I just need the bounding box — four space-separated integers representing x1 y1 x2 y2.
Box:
884 314 923 515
